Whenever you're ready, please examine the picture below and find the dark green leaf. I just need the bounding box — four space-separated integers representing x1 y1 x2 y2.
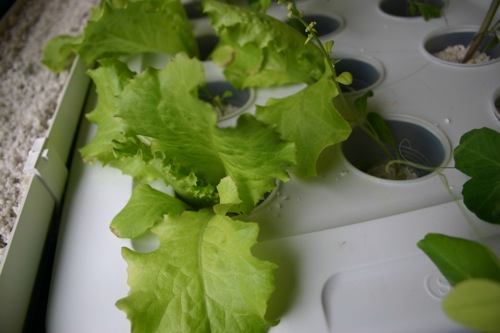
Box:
416 3 442 20
454 128 500 224
418 233 500 286
484 35 499 53
366 111 397 149
353 90 373 117
463 177 500 224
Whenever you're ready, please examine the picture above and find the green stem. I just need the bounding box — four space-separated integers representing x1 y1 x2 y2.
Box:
462 0 500 63
286 1 395 160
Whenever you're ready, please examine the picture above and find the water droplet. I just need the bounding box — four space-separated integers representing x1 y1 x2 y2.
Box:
340 170 349 177
296 197 301 202
359 48 365 53
274 213 281 218
444 117 451 124
275 203 282 209
449 185 455 191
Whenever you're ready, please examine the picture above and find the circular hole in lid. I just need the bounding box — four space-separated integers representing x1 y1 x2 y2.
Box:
197 34 219 61
423 27 500 66
333 56 384 95
199 81 254 120
184 1 205 19
379 0 446 18
341 116 450 181
287 14 343 37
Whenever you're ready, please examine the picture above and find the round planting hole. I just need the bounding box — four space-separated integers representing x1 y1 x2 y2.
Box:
379 0 446 18
333 56 384 95
199 81 254 120
184 1 205 19
423 27 500 66
287 14 343 37
342 116 450 181
197 35 219 61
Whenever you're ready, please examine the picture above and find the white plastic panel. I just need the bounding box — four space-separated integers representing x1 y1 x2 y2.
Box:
0 57 91 333
0 175 55 333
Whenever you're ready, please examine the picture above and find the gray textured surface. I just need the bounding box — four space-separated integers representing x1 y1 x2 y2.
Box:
0 0 98 258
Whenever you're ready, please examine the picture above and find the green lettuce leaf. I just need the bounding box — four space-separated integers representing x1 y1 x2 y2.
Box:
79 59 163 181
203 0 324 88
117 209 277 333
110 183 190 239
114 53 295 212
213 176 243 216
42 0 198 72
256 64 351 177
454 127 500 224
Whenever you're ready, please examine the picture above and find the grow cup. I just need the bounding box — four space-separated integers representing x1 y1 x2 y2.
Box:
332 54 385 96
199 81 255 121
341 115 451 182
196 34 219 61
183 1 205 19
423 26 500 66
378 0 447 19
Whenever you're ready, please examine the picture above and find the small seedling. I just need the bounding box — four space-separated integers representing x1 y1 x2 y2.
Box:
198 85 235 118
281 0 408 178
407 0 443 20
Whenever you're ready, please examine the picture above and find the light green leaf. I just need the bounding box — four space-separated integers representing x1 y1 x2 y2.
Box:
79 59 163 181
203 0 324 88
443 279 500 333
247 0 272 13
41 35 83 73
324 40 334 54
110 183 189 239
256 64 351 177
115 53 295 212
117 209 277 333
214 176 243 216
42 0 197 72
335 71 353 86
80 59 132 165
417 233 500 286
454 128 500 224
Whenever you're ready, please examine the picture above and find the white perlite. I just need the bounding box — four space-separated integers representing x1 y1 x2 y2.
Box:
0 0 98 262
433 44 492 64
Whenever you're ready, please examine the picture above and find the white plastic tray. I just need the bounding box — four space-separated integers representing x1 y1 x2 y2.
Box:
46 1 500 332
0 57 90 333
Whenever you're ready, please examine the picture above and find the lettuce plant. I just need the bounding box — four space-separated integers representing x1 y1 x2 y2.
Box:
42 0 500 332
42 0 354 331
